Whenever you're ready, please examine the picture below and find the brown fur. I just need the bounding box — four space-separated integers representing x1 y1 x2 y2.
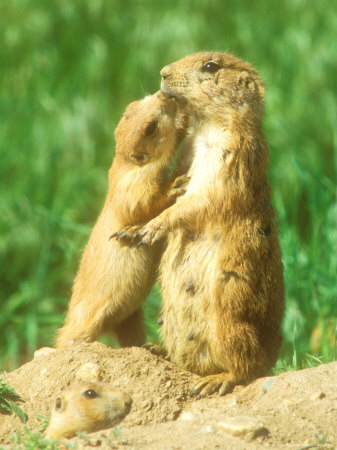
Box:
118 52 285 396
56 92 187 349
45 383 132 439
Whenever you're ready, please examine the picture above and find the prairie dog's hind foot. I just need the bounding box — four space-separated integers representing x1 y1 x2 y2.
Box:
190 372 235 398
56 328 95 349
142 342 168 359
64 338 86 347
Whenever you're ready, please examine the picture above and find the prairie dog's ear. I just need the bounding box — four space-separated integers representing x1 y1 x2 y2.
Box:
144 120 158 136
54 395 66 413
130 152 150 164
238 71 257 92
222 149 233 166
238 71 265 98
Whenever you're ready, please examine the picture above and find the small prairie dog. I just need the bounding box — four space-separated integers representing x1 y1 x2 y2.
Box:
45 383 132 440
118 52 285 397
56 91 187 349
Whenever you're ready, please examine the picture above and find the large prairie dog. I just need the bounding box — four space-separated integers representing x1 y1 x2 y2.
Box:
56 92 187 349
117 52 285 396
45 383 132 439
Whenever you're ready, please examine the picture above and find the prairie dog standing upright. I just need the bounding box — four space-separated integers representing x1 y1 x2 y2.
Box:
117 52 285 396
56 92 187 349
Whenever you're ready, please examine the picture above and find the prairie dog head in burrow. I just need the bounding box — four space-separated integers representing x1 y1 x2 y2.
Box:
45 383 132 440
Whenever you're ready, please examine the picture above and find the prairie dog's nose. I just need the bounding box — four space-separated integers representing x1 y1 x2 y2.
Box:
160 64 172 79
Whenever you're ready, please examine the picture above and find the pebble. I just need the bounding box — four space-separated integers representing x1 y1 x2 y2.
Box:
262 377 277 393
75 362 101 382
34 347 57 358
140 400 153 411
310 391 326 401
180 411 195 421
200 425 216 434
217 416 267 438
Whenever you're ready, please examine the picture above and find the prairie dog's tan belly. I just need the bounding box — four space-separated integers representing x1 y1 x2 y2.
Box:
160 231 225 376
158 125 229 374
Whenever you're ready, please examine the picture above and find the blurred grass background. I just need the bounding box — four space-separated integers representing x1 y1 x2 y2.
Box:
0 0 336 371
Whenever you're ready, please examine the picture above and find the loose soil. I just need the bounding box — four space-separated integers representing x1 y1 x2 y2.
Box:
1 342 336 449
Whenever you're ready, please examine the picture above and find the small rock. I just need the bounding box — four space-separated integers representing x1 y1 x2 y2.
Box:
310 391 326 401
75 363 101 382
34 347 57 358
166 380 172 388
140 400 153 411
166 405 181 421
262 377 277 393
217 416 267 438
180 411 195 421
200 425 216 434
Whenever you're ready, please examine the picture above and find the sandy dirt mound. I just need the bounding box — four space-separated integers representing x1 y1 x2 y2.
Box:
1 342 336 448
0 342 198 441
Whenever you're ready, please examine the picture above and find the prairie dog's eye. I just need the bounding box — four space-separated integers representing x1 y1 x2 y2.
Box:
145 120 158 136
83 389 98 399
202 61 221 73
55 397 62 410
130 153 150 164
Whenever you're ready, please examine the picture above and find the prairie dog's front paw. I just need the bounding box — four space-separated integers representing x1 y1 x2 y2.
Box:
137 218 167 246
171 174 190 189
109 225 143 243
168 174 190 201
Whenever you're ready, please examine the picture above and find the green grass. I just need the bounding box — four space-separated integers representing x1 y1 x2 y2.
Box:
0 379 26 423
0 0 336 371
6 427 70 450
